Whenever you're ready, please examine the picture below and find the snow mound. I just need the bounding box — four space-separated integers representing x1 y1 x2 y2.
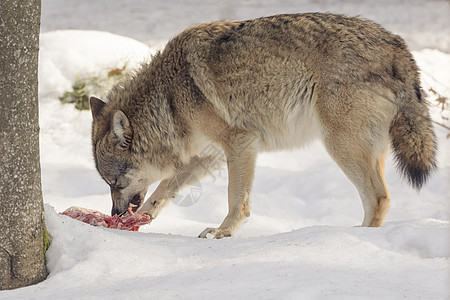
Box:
380 221 450 258
39 30 156 99
26 206 447 299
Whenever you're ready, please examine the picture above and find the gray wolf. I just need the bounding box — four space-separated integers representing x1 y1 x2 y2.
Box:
90 13 437 238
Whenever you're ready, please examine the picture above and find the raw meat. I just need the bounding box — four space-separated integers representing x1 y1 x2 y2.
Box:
61 206 151 231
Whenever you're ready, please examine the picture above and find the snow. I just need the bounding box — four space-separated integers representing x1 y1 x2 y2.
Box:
2 1 449 299
38 30 155 100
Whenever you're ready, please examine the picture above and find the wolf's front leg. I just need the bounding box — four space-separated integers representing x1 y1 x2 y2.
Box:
137 155 226 219
137 179 171 219
199 149 256 239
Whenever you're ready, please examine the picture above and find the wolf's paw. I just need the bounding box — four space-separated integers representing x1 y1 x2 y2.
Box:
136 200 161 219
198 227 232 239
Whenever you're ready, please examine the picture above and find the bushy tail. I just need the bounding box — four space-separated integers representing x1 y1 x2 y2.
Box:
389 84 437 190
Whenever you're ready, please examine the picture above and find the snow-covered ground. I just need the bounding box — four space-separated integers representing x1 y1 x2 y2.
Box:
2 1 449 299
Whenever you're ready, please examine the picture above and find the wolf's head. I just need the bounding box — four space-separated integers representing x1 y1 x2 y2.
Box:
90 97 174 216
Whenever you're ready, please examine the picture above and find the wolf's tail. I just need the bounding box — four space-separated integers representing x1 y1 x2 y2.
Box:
389 80 437 190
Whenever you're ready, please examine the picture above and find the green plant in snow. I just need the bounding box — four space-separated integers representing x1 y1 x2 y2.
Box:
59 64 127 110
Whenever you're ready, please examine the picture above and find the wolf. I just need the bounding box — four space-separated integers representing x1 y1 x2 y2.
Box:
90 13 437 238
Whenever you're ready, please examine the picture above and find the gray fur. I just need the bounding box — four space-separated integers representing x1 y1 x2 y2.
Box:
91 13 437 238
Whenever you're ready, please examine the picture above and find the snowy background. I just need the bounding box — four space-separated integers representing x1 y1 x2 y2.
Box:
2 0 449 299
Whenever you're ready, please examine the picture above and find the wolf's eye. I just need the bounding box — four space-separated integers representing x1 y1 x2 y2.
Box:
107 178 124 190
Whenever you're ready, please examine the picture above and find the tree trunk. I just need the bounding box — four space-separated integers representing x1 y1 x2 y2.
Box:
0 0 48 289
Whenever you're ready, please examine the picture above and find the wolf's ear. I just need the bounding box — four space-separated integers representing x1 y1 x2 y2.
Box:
90 97 106 120
112 111 133 150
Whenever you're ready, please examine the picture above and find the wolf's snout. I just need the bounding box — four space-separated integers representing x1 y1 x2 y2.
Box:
112 192 145 216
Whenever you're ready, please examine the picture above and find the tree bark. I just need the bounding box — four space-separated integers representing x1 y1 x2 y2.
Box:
0 0 48 289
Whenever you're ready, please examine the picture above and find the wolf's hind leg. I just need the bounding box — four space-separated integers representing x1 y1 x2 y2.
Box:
326 141 391 227
317 86 395 227
137 155 226 219
369 153 391 226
